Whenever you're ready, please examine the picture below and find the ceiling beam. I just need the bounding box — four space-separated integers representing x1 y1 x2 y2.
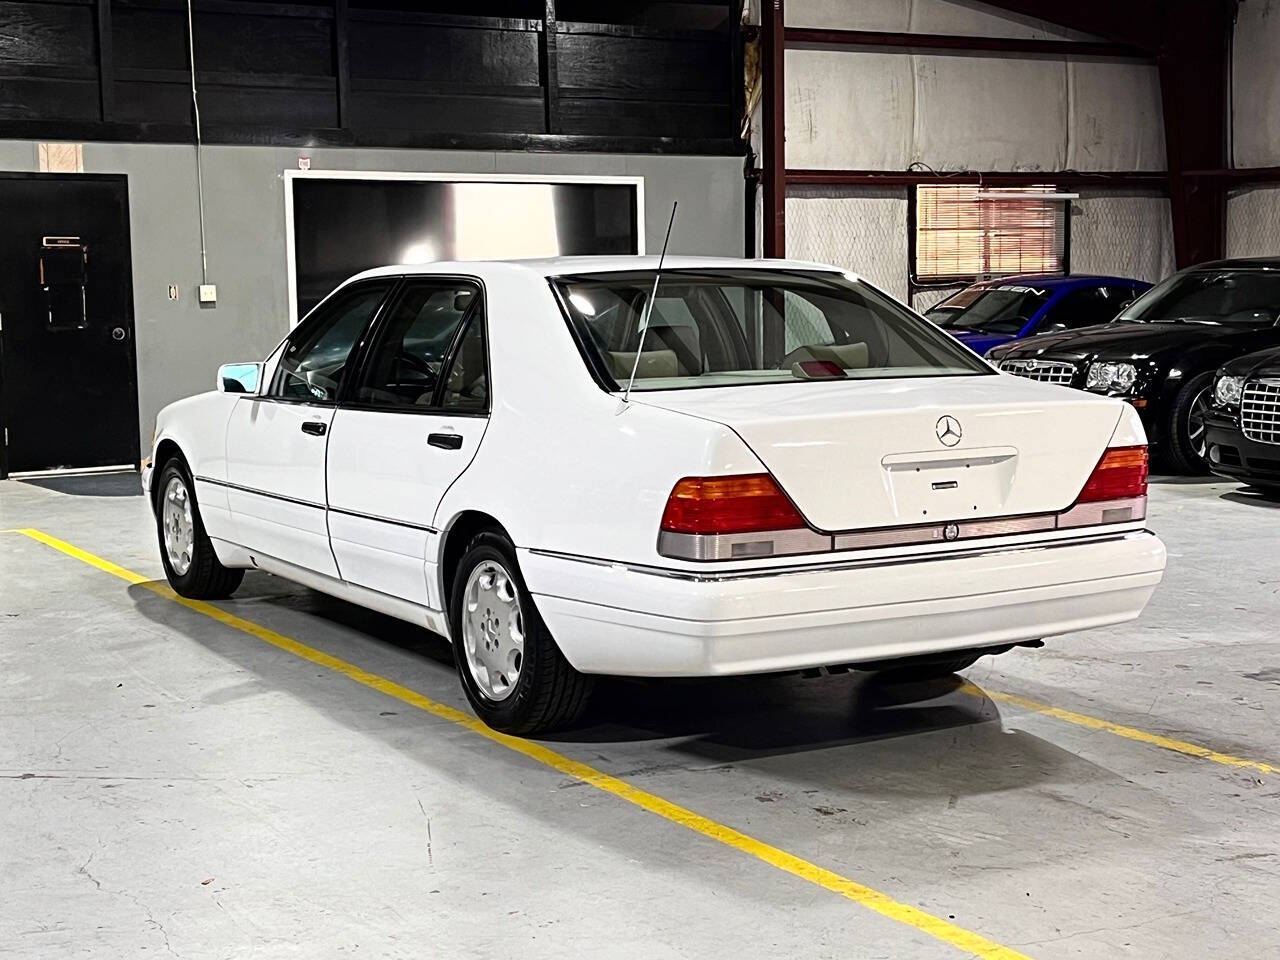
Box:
785 27 1150 60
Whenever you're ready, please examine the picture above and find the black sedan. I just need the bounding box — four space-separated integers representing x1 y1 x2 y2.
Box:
1204 346 1280 490
986 258 1280 473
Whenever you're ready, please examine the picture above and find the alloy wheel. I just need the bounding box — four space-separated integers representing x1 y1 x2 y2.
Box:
162 475 195 576
461 560 525 702
1187 386 1211 460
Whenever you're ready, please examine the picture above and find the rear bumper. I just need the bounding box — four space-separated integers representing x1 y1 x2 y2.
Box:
520 530 1166 677
1205 418 1280 486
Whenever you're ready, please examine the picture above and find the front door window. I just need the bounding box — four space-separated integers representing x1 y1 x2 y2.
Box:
270 280 393 402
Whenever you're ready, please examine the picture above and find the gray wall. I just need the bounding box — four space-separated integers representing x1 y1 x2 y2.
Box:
0 140 744 448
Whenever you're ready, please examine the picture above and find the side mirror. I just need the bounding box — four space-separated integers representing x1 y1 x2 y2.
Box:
218 362 263 395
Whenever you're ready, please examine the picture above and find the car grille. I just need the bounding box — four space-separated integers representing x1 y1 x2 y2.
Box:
1241 380 1280 445
997 358 1077 385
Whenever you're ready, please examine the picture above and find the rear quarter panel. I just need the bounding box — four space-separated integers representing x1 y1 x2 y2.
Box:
431 265 763 566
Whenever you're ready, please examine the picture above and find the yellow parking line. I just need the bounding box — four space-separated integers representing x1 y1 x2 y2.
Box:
9 527 1029 960
960 682 1278 776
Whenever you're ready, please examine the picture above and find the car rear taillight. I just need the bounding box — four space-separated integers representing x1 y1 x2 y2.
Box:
661 473 805 535
657 474 826 561
1076 445 1149 502
1058 444 1148 529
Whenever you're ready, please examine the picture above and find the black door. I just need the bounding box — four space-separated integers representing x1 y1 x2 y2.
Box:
0 174 139 476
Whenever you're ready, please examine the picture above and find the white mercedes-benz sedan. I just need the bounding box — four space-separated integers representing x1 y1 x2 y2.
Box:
143 256 1166 733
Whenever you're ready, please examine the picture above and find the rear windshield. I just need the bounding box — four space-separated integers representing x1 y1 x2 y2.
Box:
932 284 1051 334
1119 270 1280 325
553 269 990 392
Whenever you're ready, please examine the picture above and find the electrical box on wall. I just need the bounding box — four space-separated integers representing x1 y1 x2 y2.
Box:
198 284 217 304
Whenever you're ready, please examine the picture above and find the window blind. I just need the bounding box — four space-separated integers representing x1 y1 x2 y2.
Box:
915 184 1066 282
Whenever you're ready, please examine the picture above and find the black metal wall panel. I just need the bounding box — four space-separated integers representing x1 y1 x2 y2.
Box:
0 0 742 155
0 2 97 65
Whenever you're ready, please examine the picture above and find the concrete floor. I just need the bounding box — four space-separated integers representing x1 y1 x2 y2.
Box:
2 472 1278 959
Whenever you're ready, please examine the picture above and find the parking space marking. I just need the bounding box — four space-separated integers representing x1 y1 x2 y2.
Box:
9 528 1029 960
961 682 1278 776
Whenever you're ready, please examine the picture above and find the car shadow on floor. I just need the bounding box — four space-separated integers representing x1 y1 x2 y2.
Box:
120 573 1112 808
1220 488 1280 509
1148 473 1221 486
16 470 141 497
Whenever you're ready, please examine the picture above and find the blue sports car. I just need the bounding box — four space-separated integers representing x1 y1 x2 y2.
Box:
925 274 1152 355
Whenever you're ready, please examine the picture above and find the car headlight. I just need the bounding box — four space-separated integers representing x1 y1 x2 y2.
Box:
1085 361 1137 394
1214 374 1244 407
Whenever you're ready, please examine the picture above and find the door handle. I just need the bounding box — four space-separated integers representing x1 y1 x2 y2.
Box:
428 432 463 450
301 421 327 436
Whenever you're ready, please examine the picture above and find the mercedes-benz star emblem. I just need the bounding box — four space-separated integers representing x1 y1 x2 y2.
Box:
936 415 963 447
943 523 960 541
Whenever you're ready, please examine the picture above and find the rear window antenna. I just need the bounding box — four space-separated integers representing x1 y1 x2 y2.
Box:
622 202 678 405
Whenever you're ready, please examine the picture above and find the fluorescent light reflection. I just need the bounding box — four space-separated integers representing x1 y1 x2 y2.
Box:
454 183 560 260
400 240 437 263
568 293 596 316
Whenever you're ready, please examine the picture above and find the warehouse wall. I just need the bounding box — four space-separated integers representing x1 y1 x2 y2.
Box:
1227 1 1280 259
1226 186 1280 258
762 0 1174 305
1232 0 1280 169
784 50 1165 173
0 140 743 445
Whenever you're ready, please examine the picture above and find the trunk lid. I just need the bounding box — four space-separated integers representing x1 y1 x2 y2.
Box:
637 375 1124 532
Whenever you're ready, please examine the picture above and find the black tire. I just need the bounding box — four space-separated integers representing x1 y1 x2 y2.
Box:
1166 371 1214 475
449 531 593 735
872 652 982 684
155 459 244 600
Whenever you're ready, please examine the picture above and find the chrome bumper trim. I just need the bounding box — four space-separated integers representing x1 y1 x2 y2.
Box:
530 529 1155 583
658 496 1147 562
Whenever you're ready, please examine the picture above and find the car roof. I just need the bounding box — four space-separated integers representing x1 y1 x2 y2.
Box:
347 255 850 282
967 273 1147 289
1185 257 1280 272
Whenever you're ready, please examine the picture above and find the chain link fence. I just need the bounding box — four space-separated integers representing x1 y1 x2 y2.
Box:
784 186 909 298
1071 189 1174 283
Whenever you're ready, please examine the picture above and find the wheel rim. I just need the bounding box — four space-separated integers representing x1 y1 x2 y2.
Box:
161 475 195 576
461 560 525 702
1187 386 1211 460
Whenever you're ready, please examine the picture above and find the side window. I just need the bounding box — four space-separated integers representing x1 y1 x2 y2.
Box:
270 281 392 401
352 280 479 409
1045 288 1116 330
439 313 489 413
